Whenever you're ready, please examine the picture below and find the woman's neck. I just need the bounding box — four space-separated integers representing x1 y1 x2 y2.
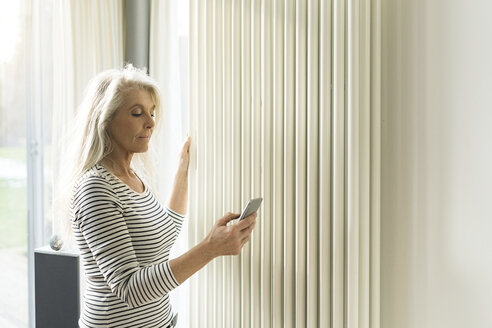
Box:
100 153 134 179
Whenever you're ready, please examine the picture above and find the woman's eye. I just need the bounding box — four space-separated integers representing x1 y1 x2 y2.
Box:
132 113 142 117
151 113 156 118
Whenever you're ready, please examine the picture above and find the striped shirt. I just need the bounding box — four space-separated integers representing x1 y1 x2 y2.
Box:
70 164 184 328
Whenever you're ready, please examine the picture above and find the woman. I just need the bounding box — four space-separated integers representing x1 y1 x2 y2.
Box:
62 65 257 328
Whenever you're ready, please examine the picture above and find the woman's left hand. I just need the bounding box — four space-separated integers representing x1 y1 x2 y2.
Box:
168 135 191 215
178 135 191 173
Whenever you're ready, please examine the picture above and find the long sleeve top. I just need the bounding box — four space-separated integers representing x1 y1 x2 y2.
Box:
71 164 184 328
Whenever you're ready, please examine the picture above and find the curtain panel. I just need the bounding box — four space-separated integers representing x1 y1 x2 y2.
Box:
188 0 381 327
51 0 124 237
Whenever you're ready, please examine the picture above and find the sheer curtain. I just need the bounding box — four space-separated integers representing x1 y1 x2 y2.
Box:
149 1 190 327
187 0 381 327
51 0 124 237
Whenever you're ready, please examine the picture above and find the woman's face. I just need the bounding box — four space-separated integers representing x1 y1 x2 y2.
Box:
106 89 156 155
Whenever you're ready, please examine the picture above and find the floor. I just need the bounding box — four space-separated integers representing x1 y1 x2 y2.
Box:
0 247 28 328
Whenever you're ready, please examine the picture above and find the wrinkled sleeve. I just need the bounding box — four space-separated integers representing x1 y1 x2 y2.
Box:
73 177 180 308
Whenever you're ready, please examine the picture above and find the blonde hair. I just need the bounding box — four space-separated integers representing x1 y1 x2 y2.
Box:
55 64 162 249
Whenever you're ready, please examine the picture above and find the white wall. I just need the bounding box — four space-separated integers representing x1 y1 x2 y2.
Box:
381 0 492 327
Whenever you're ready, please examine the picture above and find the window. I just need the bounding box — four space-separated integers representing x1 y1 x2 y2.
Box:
0 1 54 326
0 1 29 326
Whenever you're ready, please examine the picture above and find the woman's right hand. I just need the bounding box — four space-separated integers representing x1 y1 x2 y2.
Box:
204 212 258 257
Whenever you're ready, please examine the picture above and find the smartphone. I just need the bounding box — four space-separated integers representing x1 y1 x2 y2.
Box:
238 197 263 221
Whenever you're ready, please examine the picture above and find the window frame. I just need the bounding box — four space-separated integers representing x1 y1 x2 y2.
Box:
26 0 48 326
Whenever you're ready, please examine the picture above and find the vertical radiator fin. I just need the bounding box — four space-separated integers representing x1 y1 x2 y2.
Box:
188 1 380 327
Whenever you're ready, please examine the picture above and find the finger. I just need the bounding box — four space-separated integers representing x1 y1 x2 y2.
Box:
236 212 257 230
240 215 256 231
240 220 256 237
217 212 240 225
240 235 251 247
182 135 191 149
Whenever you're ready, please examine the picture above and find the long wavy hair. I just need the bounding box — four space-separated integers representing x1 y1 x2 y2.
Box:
55 64 162 249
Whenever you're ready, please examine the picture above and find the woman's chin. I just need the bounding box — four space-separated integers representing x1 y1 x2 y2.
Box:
132 145 149 153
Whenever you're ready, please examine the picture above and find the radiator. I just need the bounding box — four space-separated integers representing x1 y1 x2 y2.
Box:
188 0 381 327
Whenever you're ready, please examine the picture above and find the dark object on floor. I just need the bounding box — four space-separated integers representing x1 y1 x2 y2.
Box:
35 246 80 328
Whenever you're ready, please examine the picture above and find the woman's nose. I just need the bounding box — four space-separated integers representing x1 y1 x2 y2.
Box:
146 115 155 129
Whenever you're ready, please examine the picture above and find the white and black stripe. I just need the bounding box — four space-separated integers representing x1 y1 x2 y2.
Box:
71 164 183 328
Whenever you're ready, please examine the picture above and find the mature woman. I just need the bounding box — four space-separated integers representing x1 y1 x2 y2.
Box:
62 65 257 328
